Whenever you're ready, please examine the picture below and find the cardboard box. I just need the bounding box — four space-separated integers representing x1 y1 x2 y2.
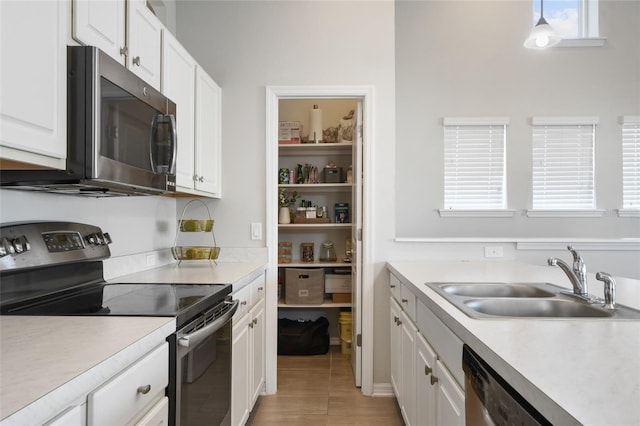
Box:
325 274 352 293
332 293 352 303
279 121 301 144
285 268 324 304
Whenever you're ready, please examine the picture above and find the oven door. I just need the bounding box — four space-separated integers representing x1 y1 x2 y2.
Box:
170 299 238 426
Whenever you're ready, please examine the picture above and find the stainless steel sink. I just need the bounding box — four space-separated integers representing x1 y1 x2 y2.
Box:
464 298 612 318
425 281 640 319
439 283 557 298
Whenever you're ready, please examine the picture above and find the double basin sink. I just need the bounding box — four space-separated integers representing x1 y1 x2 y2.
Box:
426 282 640 319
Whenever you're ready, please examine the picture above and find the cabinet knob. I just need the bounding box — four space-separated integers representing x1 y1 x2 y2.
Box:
424 366 432 375
137 384 151 395
393 316 399 324
132 56 141 66
120 46 128 56
390 284 396 288
241 300 247 306
249 322 254 329
193 174 199 181
401 298 408 303
253 318 258 325
430 375 439 386
258 286 264 291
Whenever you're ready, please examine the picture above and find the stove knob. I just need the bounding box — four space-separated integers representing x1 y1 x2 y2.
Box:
0 237 16 257
12 236 30 254
86 234 96 246
94 233 104 245
102 232 112 244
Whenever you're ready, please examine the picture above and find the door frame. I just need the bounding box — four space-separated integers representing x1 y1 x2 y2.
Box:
264 85 374 395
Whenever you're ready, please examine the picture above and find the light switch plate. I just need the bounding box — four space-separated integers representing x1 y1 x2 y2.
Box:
251 223 262 240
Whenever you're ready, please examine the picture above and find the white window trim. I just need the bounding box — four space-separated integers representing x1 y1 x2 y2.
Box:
528 116 599 216
620 115 640 215
526 209 605 218
442 117 510 215
557 38 606 48
438 209 516 218
547 0 605 47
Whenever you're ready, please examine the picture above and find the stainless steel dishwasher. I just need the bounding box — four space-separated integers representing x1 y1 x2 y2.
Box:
463 345 552 426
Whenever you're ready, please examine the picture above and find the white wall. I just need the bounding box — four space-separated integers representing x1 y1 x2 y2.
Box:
0 190 177 257
395 0 640 240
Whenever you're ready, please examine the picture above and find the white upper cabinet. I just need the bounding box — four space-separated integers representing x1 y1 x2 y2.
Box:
0 0 67 168
127 0 162 89
162 30 196 190
163 30 222 198
194 67 222 197
72 0 161 90
72 0 126 65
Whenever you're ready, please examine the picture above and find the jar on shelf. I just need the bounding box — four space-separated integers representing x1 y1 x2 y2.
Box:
301 242 314 262
319 241 337 262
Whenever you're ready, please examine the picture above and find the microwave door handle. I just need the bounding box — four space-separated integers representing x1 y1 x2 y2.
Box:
150 114 177 174
168 114 177 174
177 299 239 348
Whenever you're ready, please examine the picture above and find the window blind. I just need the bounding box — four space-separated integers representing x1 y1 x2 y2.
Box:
443 118 507 210
532 118 596 210
622 116 640 209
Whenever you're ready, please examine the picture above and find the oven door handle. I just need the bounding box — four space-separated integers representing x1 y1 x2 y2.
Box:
177 299 239 348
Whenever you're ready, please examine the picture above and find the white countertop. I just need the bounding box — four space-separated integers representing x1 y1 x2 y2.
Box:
109 261 266 292
0 316 175 425
386 260 640 426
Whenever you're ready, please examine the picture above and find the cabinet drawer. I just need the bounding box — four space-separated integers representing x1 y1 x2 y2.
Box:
88 343 168 426
233 284 252 321
250 274 266 304
135 396 168 426
400 283 417 321
389 273 401 301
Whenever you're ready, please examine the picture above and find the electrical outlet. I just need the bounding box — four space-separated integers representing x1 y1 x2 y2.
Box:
484 246 504 258
146 254 155 266
251 223 262 240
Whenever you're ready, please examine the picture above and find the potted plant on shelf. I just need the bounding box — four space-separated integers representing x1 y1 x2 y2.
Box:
278 189 299 224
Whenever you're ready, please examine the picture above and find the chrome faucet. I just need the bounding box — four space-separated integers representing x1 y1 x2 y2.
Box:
548 245 588 296
595 272 616 309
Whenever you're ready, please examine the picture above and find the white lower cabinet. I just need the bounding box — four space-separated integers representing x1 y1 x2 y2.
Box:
231 311 251 426
416 332 437 425
44 404 86 426
231 273 266 426
399 309 417 426
88 343 169 426
435 359 465 426
389 272 465 426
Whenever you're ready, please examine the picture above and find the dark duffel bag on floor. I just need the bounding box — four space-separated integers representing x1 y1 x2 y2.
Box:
277 316 330 355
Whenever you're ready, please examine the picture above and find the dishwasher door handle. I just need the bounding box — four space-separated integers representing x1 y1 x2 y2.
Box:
177 299 239 348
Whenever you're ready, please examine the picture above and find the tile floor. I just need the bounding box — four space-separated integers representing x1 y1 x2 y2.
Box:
246 346 404 425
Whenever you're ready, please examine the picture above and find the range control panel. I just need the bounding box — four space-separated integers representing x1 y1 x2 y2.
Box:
0 222 112 271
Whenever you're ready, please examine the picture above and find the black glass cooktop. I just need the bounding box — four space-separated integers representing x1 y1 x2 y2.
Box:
1 282 231 328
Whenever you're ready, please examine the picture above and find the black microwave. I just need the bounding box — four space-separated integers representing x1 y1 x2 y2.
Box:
0 46 177 196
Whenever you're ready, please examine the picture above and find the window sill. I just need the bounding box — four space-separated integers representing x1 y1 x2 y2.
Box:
618 209 640 218
438 209 516 218
557 37 607 48
526 209 605 218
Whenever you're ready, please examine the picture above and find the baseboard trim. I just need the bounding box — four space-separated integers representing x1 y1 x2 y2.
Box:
371 382 395 397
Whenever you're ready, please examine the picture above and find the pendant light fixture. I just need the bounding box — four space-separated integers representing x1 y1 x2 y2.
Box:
524 0 561 49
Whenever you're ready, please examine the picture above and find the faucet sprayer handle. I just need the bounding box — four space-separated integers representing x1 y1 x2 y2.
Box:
596 272 616 308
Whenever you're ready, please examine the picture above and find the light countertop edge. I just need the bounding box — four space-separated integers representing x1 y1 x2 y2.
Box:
108 261 267 293
386 260 640 426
